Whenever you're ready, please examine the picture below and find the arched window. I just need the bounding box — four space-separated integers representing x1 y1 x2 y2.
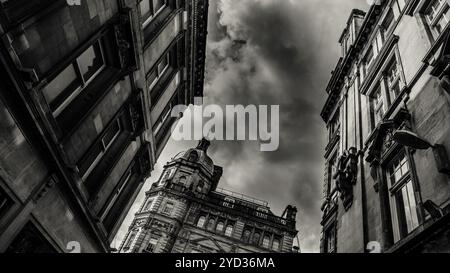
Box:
252 232 261 245
179 176 187 186
216 221 224 232
206 218 215 231
272 239 280 251
225 225 234 237
197 216 206 228
242 229 251 242
262 236 270 248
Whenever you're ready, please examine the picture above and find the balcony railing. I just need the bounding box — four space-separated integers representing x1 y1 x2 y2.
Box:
160 182 295 229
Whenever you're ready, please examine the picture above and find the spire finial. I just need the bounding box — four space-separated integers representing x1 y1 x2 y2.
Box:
197 138 211 153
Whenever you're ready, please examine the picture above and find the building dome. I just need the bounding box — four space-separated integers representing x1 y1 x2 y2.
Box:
175 138 215 174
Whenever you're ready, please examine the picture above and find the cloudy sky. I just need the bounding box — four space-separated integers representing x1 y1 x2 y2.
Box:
114 0 369 253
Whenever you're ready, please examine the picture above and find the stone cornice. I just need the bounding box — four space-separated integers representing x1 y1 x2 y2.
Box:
321 2 386 122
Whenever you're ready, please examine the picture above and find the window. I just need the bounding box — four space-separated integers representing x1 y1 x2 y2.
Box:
100 170 132 220
197 216 206 228
386 59 402 102
256 207 269 219
145 237 158 253
262 236 270 248
78 118 122 181
0 187 12 217
124 230 137 250
153 97 176 136
178 176 187 186
252 232 261 245
216 221 224 233
382 8 395 36
206 218 215 231
387 152 420 242
425 0 450 39
149 53 170 91
223 197 235 208
364 46 375 73
272 239 280 251
242 229 251 242
371 86 385 126
6 222 57 253
140 0 167 27
324 225 336 253
328 111 340 141
162 202 174 216
144 198 154 212
43 41 105 116
327 154 338 196
225 224 234 237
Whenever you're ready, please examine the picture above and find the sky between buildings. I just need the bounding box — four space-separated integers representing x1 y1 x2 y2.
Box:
113 0 370 253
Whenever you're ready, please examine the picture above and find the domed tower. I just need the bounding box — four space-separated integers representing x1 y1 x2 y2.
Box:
119 139 298 253
119 138 223 253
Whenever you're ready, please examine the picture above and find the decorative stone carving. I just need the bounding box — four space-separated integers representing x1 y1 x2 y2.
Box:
334 147 358 211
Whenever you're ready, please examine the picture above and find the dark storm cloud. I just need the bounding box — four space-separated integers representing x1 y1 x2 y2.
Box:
203 0 369 252
114 0 370 252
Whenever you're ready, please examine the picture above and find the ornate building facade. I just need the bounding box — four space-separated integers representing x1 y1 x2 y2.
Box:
119 139 299 253
321 0 450 253
0 0 207 253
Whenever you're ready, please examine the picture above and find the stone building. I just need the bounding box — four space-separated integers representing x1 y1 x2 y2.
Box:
320 0 450 253
118 139 299 253
0 0 207 253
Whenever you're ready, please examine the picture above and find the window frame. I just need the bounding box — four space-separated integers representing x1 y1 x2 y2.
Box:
425 0 450 38
145 237 159 253
162 201 174 216
224 224 234 237
140 0 168 28
43 40 106 117
78 117 122 181
385 151 421 242
149 53 171 91
196 215 206 228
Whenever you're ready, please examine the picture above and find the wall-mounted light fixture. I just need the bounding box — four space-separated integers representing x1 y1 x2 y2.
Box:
393 130 450 175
